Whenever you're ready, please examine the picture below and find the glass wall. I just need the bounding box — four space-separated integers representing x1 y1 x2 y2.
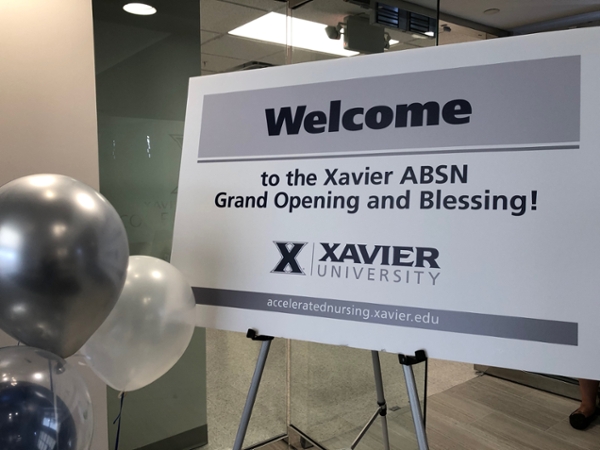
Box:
91 1 600 449
92 1 207 449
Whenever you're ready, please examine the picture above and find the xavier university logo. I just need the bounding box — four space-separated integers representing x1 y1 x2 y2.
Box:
272 242 307 275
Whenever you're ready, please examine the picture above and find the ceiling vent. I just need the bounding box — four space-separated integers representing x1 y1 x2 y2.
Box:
372 2 436 36
374 3 406 28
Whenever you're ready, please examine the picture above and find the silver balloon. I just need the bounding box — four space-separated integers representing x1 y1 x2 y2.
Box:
81 256 195 391
0 346 93 450
0 174 129 357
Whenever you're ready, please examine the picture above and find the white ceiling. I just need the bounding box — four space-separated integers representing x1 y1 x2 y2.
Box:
198 0 600 75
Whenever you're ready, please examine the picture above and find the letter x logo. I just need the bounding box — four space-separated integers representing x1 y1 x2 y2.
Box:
272 242 307 275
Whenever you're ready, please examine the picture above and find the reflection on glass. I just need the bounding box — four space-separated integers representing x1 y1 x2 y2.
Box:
122 3 157 16
438 20 497 45
146 135 151 158
99 117 183 260
288 0 437 65
230 12 358 56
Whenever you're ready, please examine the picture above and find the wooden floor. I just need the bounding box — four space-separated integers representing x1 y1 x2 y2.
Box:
266 375 600 450
425 375 600 450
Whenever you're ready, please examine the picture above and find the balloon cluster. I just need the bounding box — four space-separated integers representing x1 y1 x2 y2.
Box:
0 174 196 449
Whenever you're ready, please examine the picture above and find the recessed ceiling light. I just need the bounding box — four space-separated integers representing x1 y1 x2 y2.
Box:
483 8 500 15
123 3 157 16
229 12 358 57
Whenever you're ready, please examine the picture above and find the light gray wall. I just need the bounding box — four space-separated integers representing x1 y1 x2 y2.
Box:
0 1 107 449
0 0 100 189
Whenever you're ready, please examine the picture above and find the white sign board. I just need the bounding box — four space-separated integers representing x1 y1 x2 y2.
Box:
172 28 600 379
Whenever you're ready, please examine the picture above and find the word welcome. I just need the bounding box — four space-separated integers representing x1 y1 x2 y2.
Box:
266 99 472 136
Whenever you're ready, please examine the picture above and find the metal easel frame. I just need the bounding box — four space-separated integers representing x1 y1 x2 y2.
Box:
399 351 429 450
233 329 274 450
233 330 429 450
348 351 390 450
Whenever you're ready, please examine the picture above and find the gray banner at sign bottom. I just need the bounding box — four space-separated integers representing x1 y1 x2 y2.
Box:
192 287 577 346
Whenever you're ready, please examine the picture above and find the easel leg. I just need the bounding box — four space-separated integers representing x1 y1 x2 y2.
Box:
349 351 390 450
399 352 429 450
233 330 274 450
372 351 391 450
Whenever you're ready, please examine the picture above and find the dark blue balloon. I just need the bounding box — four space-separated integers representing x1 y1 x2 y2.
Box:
0 381 77 449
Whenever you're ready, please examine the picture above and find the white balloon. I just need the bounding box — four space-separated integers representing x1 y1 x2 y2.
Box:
81 256 195 391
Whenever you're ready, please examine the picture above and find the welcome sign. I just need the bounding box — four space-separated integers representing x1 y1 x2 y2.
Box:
172 28 600 379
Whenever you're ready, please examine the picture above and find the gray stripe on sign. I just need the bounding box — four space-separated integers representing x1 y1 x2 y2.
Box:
193 287 578 346
197 144 580 163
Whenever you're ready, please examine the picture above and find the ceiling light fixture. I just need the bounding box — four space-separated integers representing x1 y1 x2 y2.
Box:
229 12 359 57
123 3 157 16
483 8 500 15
